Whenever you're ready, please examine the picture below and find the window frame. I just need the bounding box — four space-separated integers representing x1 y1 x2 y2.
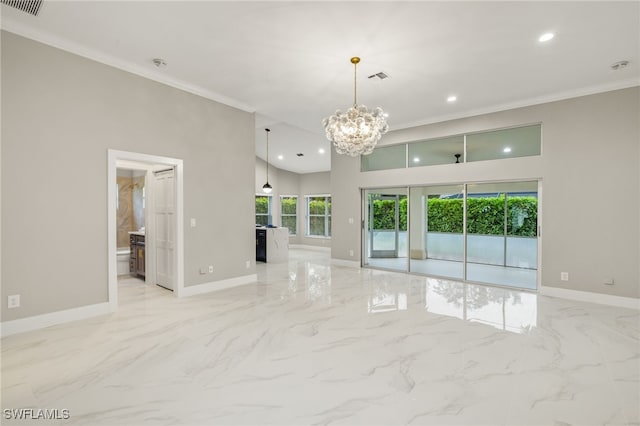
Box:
305 194 331 238
280 195 298 236
255 194 272 226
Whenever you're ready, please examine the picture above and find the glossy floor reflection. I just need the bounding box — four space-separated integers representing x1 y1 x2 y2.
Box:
367 257 537 290
1 248 638 425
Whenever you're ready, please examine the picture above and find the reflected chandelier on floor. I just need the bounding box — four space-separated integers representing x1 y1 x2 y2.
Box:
322 57 389 156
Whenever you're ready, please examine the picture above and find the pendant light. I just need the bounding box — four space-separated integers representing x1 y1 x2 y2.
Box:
322 57 389 156
262 128 273 193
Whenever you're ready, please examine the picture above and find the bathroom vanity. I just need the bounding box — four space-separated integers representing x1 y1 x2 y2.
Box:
129 231 145 277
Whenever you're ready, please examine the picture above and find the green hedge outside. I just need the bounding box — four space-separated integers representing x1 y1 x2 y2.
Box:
281 197 297 214
255 196 269 214
371 195 537 237
371 198 408 231
429 196 537 236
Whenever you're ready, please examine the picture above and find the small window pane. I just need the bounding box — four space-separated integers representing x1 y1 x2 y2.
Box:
309 216 326 236
408 135 464 167
361 144 406 171
282 216 297 235
255 196 269 214
309 197 326 214
466 125 541 162
281 197 297 214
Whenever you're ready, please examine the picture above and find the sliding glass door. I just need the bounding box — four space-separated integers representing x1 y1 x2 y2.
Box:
363 181 539 290
409 185 464 280
466 181 538 289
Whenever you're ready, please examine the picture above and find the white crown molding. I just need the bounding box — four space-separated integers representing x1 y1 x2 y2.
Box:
1 302 111 338
180 274 257 298
394 79 640 132
540 285 640 310
0 21 256 113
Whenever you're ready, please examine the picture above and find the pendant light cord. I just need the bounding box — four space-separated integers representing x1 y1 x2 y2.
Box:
265 128 270 182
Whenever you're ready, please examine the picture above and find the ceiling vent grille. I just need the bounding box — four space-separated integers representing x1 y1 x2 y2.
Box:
368 72 389 80
1 0 43 16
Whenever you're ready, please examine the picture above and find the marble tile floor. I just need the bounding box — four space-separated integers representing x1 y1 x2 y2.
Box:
1 249 638 425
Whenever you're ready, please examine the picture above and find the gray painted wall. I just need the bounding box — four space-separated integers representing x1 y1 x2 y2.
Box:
1 32 256 321
331 87 639 299
255 158 330 246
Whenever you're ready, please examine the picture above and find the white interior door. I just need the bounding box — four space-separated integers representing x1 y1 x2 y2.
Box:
153 168 175 290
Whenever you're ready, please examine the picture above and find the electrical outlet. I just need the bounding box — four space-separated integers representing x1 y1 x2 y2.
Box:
348 217 354 224
561 272 569 281
349 249 354 257
208 265 214 273
199 267 207 275
190 218 197 227
245 260 251 269
7 294 20 309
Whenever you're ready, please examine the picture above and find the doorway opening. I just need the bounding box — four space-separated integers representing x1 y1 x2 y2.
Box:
108 150 184 312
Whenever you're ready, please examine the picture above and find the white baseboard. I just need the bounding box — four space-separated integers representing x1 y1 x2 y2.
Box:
180 274 257 297
290 244 331 252
331 258 361 268
540 286 640 310
1 302 112 338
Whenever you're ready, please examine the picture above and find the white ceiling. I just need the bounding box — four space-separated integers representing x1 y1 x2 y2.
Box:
2 1 638 174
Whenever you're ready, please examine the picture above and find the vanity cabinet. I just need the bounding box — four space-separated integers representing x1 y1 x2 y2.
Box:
129 234 145 277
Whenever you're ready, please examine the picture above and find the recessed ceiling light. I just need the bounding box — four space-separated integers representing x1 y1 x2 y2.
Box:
277 155 284 160
447 95 457 103
413 157 420 163
503 147 512 153
538 32 554 43
318 148 325 154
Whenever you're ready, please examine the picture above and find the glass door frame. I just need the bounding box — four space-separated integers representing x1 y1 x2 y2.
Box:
369 194 400 258
361 187 410 272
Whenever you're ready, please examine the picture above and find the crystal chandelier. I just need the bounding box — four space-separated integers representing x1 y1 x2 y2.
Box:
262 128 272 194
322 57 389 156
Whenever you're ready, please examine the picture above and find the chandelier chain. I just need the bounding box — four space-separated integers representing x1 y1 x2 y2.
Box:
353 60 357 107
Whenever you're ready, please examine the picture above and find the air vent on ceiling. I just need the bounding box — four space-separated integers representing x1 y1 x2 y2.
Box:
368 72 390 80
610 60 629 71
296 153 304 157
1 0 43 16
